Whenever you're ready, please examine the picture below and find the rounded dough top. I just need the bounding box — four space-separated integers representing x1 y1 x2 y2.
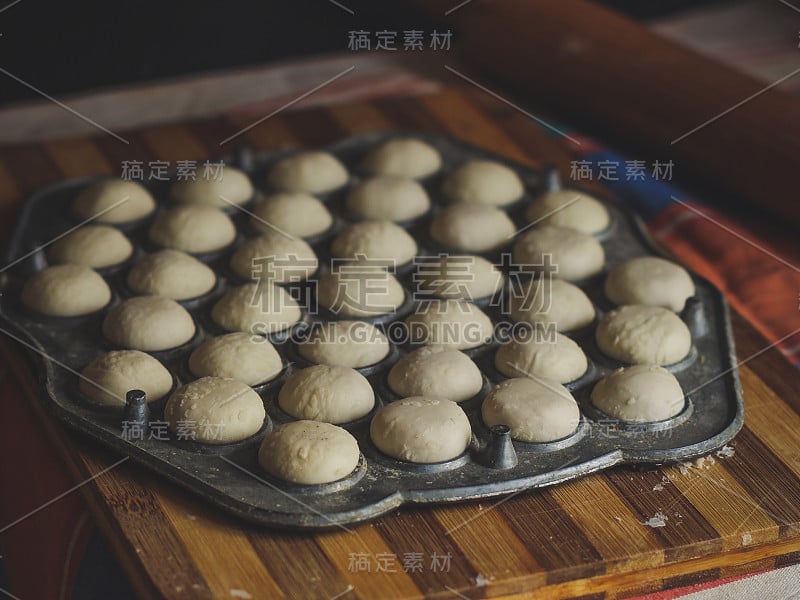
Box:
47 225 133 269
591 364 685 422
513 225 605 282
80 349 173 407
495 331 588 384
596 304 691 365
268 151 348 194
127 249 216 300
405 299 493 350
22 265 111 317
298 320 390 369
414 254 505 301
278 365 375 424
149 205 236 254
331 220 417 267
525 190 610 234
251 192 333 238
170 166 254 207
316 268 405 317
258 420 360 484
230 232 318 283
605 256 695 312
370 396 472 463
211 282 301 335
189 332 283 387
165 377 265 444
73 179 156 224
482 377 580 442
346 176 430 222
509 278 595 332
442 160 524 206
361 138 442 179
103 295 196 351
388 345 483 402
429 203 516 253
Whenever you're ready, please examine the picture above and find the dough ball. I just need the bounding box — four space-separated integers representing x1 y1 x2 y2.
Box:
127 250 216 300
591 364 685 422
331 220 417 267
346 176 430 222
442 160 524 206
80 350 173 407
189 332 283 386
414 254 504 301
525 190 610 234
404 299 493 350
596 304 691 365
429 203 516 253
73 179 156 224
278 365 374 423
149 205 236 254
361 138 442 179
317 268 405 317
211 283 301 335
268 151 348 194
370 396 471 463
165 377 265 444
513 225 605 282
47 225 133 269
170 166 254 208
388 346 483 402
298 320 390 369
251 192 333 238
230 232 317 283
605 256 695 312
495 331 588 383
509 278 595 332
482 377 580 442
103 296 195 351
22 265 111 317
259 420 360 484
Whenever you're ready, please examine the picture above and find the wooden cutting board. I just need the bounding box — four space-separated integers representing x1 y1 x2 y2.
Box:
1 87 799 600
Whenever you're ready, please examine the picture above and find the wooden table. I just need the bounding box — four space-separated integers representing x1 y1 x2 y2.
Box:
1 87 799 599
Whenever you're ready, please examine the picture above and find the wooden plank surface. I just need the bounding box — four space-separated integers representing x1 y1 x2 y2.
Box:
1 87 799 599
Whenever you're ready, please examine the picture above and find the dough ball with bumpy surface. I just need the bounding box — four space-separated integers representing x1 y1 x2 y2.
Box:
211 282 301 335
370 396 471 463
268 151 348 194
298 320 390 369
591 364 685 422
429 204 516 253
495 331 588 384
316 268 405 317
414 254 504 302
47 225 133 269
80 350 173 407
259 420 360 484
525 190 610 235
442 160 524 207
388 345 483 402
605 256 695 312
170 166 254 208
331 220 417 268
165 377 265 444
278 365 375 424
22 265 111 317
361 138 442 179
405 300 493 351
230 231 317 284
482 377 581 442
251 192 333 238
346 176 430 222
513 225 605 282
189 332 283 387
596 304 691 365
508 278 595 332
127 250 216 300
149 205 236 254
73 179 156 224
103 296 195 351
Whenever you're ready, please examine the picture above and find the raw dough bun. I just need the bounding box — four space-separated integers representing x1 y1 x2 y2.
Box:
299 320 390 368
596 304 691 365
211 283 301 335
22 265 111 317
278 365 375 423
482 377 580 442
361 138 442 179
495 331 588 383
430 203 516 253
370 396 471 463
513 225 605 281
251 192 333 238
189 332 283 386
165 377 265 444
346 176 430 221
414 254 504 301
47 225 133 269
230 232 318 283
388 346 483 402
509 278 595 332
331 220 417 267
442 160 524 206
80 350 173 407
268 151 348 194
591 364 685 422
259 420 360 484
404 299 493 350
149 205 236 254
170 166 254 208
525 190 610 234
317 269 405 317
73 179 156 224
605 256 695 312
103 296 195 351
127 250 216 300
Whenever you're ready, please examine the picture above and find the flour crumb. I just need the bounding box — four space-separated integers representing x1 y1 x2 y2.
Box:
230 590 252 599
741 533 753 545
716 445 735 459
475 574 493 586
613 516 622 522
679 462 692 475
643 511 668 528
653 475 670 491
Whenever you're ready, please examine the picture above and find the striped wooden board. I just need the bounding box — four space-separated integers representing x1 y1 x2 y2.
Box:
1 87 799 599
